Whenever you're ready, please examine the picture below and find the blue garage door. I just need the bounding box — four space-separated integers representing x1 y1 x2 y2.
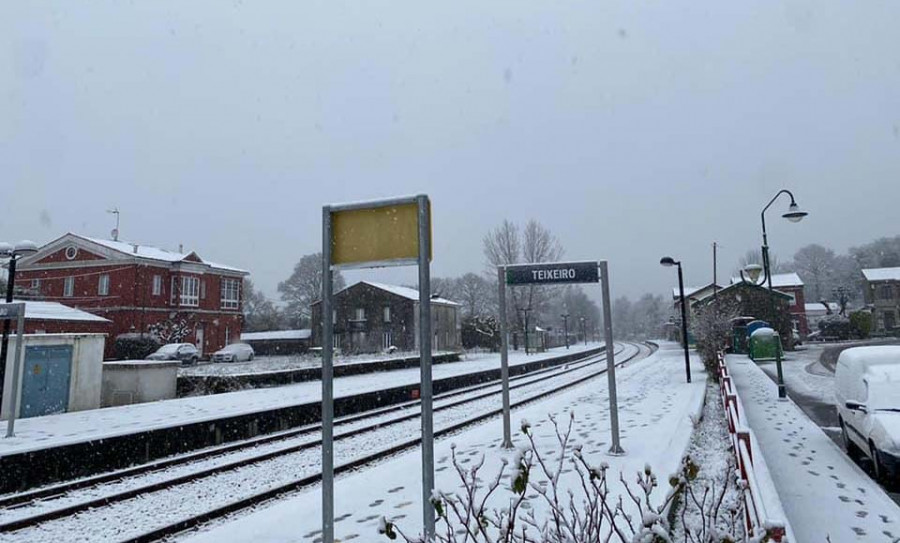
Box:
21 345 73 418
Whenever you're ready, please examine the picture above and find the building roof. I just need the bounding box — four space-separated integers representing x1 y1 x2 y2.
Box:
11 300 111 323
693 281 793 306
327 281 460 307
730 272 803 288
672 283 724 300
862 267 900 282
804 302 840 314
241 329 311 341
80 235 248 273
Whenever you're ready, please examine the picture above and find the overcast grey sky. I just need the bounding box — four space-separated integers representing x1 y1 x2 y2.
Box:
3 1 899 302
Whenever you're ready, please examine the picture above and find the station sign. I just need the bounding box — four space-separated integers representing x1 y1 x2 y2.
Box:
330 198 431 269
505 261 599 285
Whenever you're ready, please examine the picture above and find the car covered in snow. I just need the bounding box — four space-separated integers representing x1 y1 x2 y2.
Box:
835 346 900 484
147 343 201 365
211 343 254 363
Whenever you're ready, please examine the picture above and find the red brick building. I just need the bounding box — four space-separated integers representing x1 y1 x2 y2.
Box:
13 233 248 359
730 272 808 336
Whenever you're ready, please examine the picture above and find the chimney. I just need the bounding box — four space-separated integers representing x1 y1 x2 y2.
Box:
178 243 184 253
132 244 139 254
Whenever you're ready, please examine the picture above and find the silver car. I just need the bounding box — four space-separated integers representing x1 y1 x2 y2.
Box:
212 343 255 363
147 343 200 365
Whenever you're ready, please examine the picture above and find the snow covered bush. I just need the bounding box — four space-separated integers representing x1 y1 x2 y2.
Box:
379 414 764 543
690 299 739 380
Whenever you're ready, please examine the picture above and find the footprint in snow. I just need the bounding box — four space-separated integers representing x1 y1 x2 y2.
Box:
369 499 384 507
857 511 869 518
388 486 404 494
851 526 867 536
839 495 851 502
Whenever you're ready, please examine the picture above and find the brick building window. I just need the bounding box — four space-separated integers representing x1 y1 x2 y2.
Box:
64 276 74 297
383 306 391 323
152 275 162 296
878 285 895 300
31 278 41 290
181 276 200 307
353 308 365 321
221 278 240 310
98 274 110 296
200 280 207 300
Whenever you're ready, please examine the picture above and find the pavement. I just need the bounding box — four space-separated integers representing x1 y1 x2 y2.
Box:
727 354 900 542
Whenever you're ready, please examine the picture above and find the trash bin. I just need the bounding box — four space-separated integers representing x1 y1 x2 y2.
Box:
732 325 748 354
749 327 782 361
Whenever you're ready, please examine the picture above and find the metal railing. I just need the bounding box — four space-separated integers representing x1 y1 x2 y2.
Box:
717 351 787 542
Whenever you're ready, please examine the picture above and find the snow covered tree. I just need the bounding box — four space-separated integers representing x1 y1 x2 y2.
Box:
278 253 345 328
850 235 900 268
483 219 564 330
792 244 837 302
148 315 192 344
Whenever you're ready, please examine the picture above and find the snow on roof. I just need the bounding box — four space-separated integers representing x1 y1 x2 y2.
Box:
77 234 247 274
862 267 900 282
345 281 460 306
13 300 110 323
838 346 900 374
671 283 724 300
241 329 311 341
730 272 803 288
804 302 840 313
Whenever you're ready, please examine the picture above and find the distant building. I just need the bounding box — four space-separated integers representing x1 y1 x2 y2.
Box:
862 267 900 333
310 281 461 354
240 329 311 356
12 233 249 359
730 273 808 336
693 281 795 347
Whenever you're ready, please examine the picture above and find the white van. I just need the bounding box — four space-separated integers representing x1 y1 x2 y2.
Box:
835 346 900 484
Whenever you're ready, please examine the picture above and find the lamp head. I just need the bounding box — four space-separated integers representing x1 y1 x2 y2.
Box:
660 256 678 268
744 263 763 283
0 242 12 258
783 202 808 223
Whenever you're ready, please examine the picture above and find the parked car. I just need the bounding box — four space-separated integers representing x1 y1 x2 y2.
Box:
147 343 201 365
835 346 900 485
211 343 255 363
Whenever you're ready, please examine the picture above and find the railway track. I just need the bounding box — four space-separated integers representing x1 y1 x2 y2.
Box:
0 341 653 542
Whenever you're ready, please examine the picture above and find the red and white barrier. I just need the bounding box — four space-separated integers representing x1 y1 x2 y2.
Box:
717 352 787 542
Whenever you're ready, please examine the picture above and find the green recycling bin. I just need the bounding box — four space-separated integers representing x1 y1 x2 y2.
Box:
749 327 782 361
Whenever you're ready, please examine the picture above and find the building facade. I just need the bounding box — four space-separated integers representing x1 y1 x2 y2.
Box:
862 267 900 333
311 281 461 354
730 273 808 336
12 233 248 359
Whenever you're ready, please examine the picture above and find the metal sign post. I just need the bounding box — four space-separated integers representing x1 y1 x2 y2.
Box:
600 261 624 455
0 303 26 438
321 195 434 543
497 261 623 454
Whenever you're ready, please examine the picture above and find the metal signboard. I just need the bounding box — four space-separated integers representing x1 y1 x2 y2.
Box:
330 198 431 269
321 195 435 543
505 261 599 285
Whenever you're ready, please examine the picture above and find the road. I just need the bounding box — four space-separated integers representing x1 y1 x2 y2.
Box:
755 343 900 505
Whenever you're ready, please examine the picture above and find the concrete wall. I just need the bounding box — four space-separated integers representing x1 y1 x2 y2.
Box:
1 333 105 419
102 360 179 406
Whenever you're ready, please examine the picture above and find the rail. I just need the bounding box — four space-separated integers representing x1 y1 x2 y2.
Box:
717 351 787 542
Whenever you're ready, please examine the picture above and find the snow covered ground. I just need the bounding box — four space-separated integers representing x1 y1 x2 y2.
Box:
181 342 707 542
727 354 900 542
0 343 603 457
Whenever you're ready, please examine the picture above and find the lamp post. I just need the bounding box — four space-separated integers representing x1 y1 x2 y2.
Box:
660 256 691 383
0 240 38 410
579 317 586 346
517 307 531 355
561 313 570 349
739 189 808 399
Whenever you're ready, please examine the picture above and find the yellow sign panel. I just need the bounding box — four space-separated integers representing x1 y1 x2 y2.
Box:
331 200 431 267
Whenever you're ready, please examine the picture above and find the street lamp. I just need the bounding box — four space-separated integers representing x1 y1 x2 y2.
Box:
739 189 808 399
561 313 570 349
660 256 691 383
0 240 38 409
579 317 586 346
517 307 531 355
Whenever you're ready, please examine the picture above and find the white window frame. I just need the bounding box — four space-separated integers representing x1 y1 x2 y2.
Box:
333 333 341 349
353 307 365 321
382 330 392 350
152 275 162 296
31 278 41 289
98 274 110 296
383 306 391 323
220 278 240 310
64 276 74 297
171 276 178 304
200 280 207 300
180 276 200 307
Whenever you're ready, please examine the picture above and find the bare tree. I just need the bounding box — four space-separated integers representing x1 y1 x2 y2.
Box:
736 248 791 276
791 244 836 301
483 219 564 330
278 253 345 328
243 278 284 332
455 273 494 319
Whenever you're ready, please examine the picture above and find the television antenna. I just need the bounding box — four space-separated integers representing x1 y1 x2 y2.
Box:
107 207 120 241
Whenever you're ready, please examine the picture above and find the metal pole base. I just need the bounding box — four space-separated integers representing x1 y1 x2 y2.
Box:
777 384 788 400
501 439 514 449
606 444 626 456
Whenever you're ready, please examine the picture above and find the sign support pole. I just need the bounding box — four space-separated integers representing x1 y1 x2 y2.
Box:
3 304 25 438
600 261 624 455
321 207 335 543
497 266 512 448
416 195 435 540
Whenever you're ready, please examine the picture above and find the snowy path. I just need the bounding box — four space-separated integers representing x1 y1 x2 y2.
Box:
180 342 706 543
0 343 602 457
727 355 900 543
